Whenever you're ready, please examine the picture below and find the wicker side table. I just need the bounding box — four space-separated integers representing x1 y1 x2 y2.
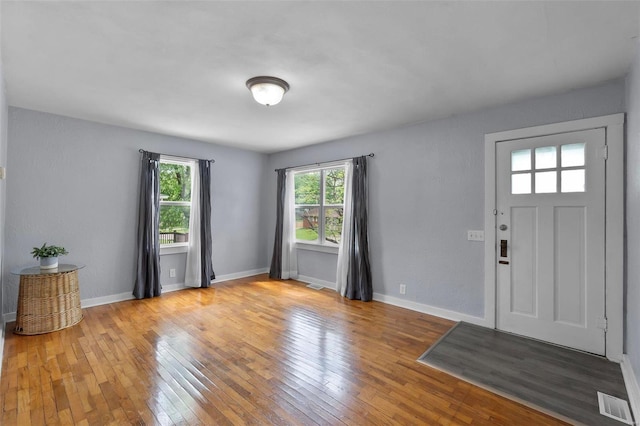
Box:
11 264 84 335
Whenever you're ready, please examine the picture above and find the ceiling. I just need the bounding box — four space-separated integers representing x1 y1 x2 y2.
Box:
2 1 638 153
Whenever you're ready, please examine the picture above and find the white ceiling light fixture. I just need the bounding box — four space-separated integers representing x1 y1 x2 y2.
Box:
246 76 290 106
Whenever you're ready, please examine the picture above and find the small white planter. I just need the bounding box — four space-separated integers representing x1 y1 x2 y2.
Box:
40 257 59 269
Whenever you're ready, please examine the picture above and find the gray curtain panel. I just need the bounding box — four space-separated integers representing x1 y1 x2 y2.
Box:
269 169 286 279
198 159 215 287
134 151 162 299
345 156 373 301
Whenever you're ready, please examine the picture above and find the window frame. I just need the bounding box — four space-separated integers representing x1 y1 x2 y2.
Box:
293 163 347 250
158 156 195 253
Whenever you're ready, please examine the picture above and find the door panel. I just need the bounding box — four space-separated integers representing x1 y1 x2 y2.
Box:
554 206 585 326
496 128 605 355
510 207 537 316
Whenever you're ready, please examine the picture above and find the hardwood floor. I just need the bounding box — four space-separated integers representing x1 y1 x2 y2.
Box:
0 275 567 425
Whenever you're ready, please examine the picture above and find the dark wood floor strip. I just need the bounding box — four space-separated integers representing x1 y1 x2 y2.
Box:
419 321 629 426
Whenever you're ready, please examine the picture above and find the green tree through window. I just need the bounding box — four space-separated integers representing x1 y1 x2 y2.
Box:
159 161 192 244
294 167 345 244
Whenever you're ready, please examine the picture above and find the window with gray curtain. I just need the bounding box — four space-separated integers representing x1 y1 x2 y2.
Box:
135 154 215 296
197 159 215 287
134 151 162 299
269 169 286 279
343 156 372 301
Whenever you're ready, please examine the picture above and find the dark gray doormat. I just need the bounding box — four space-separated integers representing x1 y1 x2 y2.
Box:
418 322 631 426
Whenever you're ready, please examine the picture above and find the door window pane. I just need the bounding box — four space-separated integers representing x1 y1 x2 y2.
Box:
512 173 531 194
535 171 557 193
535 146 556 169
512 149 531 171
561 143 585 167
561 169 586 193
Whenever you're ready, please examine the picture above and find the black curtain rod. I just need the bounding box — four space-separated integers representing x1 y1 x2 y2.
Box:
275 153 374 172
138 149 215 163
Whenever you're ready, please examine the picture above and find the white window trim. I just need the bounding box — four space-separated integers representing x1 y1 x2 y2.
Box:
290 159 349 173
295 242 339 255
160 244 188 256
293 163 348 249
159 156 195 250
161 201 191 206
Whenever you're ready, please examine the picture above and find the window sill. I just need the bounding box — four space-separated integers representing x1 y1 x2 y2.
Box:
295 242 339 255
160 244 188 255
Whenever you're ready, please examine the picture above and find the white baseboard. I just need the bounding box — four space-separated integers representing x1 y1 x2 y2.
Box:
3 267 270 323
297 275 337 290
621 355 640 424
2 268 488 332
81 291 135 309
212 268 269 284
294 275 487 327
162 283 188 292
372 292 489 327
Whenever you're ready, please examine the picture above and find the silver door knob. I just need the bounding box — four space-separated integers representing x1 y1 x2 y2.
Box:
499 224 508 231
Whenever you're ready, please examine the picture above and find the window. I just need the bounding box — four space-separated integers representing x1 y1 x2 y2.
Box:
510 143 586 195
159 158 193 246
294 166 346 245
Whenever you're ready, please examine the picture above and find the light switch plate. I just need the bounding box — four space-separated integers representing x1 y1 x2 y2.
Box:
467 230 484 241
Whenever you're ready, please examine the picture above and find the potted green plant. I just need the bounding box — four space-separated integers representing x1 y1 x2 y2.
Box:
31 243 69 269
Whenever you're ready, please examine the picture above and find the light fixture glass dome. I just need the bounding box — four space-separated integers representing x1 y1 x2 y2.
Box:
246 76 290 106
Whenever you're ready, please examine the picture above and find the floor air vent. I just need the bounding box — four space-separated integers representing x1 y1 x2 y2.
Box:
597 391 634 424
306 284 323 290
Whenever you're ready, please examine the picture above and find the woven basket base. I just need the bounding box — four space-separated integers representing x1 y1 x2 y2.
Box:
14 270 83 335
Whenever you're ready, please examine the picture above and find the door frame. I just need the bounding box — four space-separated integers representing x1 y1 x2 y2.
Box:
484 114 624 361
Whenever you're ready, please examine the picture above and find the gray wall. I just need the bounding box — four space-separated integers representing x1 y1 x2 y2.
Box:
2 79 628 321
626 40 640 377
266 79 626 318
0 44 7 319
4 107 268 314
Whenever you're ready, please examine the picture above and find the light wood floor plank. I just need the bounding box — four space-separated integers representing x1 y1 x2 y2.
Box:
1 274 568 425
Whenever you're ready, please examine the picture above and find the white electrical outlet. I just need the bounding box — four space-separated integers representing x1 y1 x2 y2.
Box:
169 268 176 278
399 284 406 295
467 230 485 241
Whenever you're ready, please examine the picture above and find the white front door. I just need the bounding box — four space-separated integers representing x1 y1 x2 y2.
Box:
495 128 606 355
